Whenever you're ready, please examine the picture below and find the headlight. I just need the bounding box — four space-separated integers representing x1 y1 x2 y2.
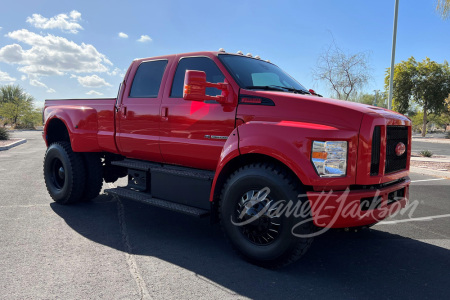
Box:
311 141 347 177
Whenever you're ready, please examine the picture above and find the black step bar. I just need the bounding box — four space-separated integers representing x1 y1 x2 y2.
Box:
104 187 210 218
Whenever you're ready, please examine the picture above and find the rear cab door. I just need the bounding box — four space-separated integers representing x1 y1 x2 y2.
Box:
115 57 172 162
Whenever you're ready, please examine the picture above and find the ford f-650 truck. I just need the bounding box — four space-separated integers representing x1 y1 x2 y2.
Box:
43 50 411 268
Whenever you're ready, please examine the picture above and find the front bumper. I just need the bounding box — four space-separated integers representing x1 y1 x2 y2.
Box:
307 177 410 228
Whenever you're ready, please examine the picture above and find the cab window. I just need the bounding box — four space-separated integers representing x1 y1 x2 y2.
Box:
170 57 224 97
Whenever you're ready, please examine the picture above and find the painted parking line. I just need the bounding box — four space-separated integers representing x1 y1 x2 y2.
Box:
411 178 447 183
379 213 450 225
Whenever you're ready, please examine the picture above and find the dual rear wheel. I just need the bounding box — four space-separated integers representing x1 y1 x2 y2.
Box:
43 142 103 204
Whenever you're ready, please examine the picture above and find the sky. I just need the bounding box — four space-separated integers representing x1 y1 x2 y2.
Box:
0 0 449 108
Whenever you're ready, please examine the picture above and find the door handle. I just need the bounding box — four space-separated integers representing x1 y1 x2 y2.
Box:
161 107 168 121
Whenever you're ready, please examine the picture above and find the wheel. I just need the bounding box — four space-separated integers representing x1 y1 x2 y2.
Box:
81 153 103 201
219 163 314 268
43 142 86 204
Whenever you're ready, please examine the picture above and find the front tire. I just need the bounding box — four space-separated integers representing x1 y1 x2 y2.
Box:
43 142 86 204
219 163 314 268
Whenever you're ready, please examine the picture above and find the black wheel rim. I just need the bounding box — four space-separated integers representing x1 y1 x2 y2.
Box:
51 158 66 190
235 189 282 246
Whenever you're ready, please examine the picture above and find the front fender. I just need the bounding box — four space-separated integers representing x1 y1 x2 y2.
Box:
209 127 241 202
210 121 359 200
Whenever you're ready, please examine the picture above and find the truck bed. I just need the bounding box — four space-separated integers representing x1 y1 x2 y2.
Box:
44 98 117 153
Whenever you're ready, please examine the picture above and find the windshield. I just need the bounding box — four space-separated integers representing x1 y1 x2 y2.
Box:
218 54 309 93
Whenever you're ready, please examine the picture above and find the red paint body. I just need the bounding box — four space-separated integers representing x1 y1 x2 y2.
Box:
43 51 412 228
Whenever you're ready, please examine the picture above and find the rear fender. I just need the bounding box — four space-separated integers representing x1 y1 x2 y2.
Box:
44 106 100 152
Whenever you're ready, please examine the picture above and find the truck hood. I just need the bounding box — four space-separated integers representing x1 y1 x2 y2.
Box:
237 90 408 131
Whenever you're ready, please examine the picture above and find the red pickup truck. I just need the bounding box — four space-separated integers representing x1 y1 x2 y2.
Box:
43 50 411 268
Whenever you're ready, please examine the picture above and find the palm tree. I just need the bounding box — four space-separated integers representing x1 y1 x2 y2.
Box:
436 0 450 19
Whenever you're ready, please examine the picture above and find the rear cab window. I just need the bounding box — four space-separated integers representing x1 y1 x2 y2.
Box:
129 60 168 98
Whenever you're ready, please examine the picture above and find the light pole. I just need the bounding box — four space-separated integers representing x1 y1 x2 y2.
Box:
388 0 399 110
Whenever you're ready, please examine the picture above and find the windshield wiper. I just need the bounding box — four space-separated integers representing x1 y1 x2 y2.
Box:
245 85 287 92
245 85 310 95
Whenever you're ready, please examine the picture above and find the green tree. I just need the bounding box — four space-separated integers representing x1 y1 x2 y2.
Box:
436 0 450 19
410 111 450 133
0 85 35 126
20 108 43 128
354 91 387 108
385 57 450 137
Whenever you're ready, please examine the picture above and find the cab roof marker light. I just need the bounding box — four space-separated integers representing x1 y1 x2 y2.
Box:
255 55 261 59
218 48 226 52
246 53 253 57
266 60 271 63
237 51 243 55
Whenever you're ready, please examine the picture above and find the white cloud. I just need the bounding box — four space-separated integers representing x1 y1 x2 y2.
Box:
29 78 56 93
118 32 128 38
73 74 112 87
107 67 123 76
69 11 81 20
21 75 27 81
0 70 16 82
137 35 152 43
86 90 103 96
26 10 83 34
30 78 48 88
0 29 112 77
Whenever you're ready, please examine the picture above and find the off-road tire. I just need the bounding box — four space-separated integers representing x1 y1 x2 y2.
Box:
219 163 314 268
81 153 103 201
43 142 86 204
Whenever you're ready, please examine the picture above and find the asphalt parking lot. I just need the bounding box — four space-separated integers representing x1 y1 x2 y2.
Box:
1 131 449 299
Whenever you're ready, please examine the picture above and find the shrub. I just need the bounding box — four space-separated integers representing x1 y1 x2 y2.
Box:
0 127 10 140
445 132 450 139
419 150 433 157
14 123 36 130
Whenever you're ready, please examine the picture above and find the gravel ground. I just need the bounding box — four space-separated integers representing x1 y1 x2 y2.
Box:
410 160 450 171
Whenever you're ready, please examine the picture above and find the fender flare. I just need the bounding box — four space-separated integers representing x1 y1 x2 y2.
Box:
44 106 100 151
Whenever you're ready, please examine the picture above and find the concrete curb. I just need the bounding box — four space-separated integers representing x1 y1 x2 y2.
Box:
0 139 27 151
410 166 450 179
412 138 450 144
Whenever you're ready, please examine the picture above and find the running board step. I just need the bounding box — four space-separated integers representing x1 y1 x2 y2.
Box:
104 187 210 218
111 159 160 171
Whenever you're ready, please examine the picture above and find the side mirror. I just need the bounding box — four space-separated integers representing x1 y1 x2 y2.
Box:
183 70 232 105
